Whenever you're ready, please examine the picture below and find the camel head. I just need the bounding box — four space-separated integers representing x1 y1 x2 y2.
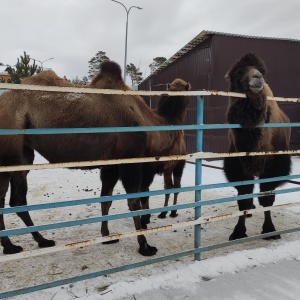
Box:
157 78 190 125
167 79 191 91
225 53 266 94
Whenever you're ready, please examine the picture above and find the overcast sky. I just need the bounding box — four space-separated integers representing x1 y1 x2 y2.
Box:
1 0 299 82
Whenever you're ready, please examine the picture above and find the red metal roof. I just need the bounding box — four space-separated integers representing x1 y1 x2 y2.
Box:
142 30 300 83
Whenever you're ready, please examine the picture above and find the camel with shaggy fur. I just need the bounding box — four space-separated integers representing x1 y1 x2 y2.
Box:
223 53 291 241
0 61 190 256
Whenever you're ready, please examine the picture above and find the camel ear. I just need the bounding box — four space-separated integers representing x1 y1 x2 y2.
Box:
224 72 230 81
185 83 191 91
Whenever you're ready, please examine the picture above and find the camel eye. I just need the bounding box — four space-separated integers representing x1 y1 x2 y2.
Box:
239 69 248 80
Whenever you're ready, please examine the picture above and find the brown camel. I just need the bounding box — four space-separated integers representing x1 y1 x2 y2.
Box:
157 130 186 219
139 80 189 222
156 81 187 219
223 53 291 241
0 61 190 256
100 78 190 229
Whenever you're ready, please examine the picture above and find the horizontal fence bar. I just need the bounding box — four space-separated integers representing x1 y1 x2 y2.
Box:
0 122 299 136
1 224 300 299
2 184 300 239
2 173 300 215
1 199 299 264
0 149 299 173
0 248 200 299
1 83 300 102
1 83 300 299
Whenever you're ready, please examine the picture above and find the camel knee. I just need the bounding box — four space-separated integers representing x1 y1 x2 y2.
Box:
237 199 253 211
128 199 141 211
258 195 275 207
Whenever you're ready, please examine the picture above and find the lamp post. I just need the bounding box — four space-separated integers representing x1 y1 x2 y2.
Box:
30 57 54 70
111 0 142 81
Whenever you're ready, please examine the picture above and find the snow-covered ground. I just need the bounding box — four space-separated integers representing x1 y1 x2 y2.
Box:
2 154 300 299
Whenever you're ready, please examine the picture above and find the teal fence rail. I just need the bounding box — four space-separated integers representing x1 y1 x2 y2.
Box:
0 85 299 298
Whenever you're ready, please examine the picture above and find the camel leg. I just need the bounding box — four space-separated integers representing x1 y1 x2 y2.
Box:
100 166 120 244
224 156 254 240
9 147 55 249
158 170 172 219
229 185 254 240
140 163 157 228
258 155 291 240
0 172 24 254
169 160 185 218
10 171 56 249
120 163 157 256
139 189 150 229
258 185 280 240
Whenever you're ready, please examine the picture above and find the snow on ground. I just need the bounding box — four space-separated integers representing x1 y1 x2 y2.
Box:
2 154 300 299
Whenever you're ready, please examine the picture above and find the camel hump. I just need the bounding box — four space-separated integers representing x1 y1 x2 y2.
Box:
90 60 127 89
167 78 191 91
99 60 122 81
21 70 75 87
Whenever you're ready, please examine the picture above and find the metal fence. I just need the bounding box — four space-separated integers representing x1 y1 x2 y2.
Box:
0 83 300 298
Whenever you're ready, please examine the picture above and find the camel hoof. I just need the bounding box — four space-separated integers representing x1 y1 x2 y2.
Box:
138 242 157 256
229 232 247 241
262 231 281 240
170 211 178 218
103 239 120 244
3 244 23 255
38 239 56 248
158 212 167 219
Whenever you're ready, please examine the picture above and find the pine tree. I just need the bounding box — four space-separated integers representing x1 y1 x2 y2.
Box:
5 52 39 83
126 63 143 85
81 76 89 85
88 51 110 79
149 57 167 74
71 76 89 85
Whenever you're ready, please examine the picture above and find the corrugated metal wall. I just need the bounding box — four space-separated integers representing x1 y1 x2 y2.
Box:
139 34 300 154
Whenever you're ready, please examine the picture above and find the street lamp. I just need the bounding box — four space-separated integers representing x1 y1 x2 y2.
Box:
111 0 142 81
30 57 54 70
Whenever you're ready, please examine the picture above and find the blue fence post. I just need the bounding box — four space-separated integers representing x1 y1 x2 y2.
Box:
194 95 204 261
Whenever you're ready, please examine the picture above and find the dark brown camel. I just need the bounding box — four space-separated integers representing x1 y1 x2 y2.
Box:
157 130 186 219
0 61 189 256
100 79 190 230
223 53 291 241
139 81 188 222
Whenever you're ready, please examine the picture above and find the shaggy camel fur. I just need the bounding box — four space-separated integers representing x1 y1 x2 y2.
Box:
100 79 190 230
0 61 190 256
223 53 291 241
